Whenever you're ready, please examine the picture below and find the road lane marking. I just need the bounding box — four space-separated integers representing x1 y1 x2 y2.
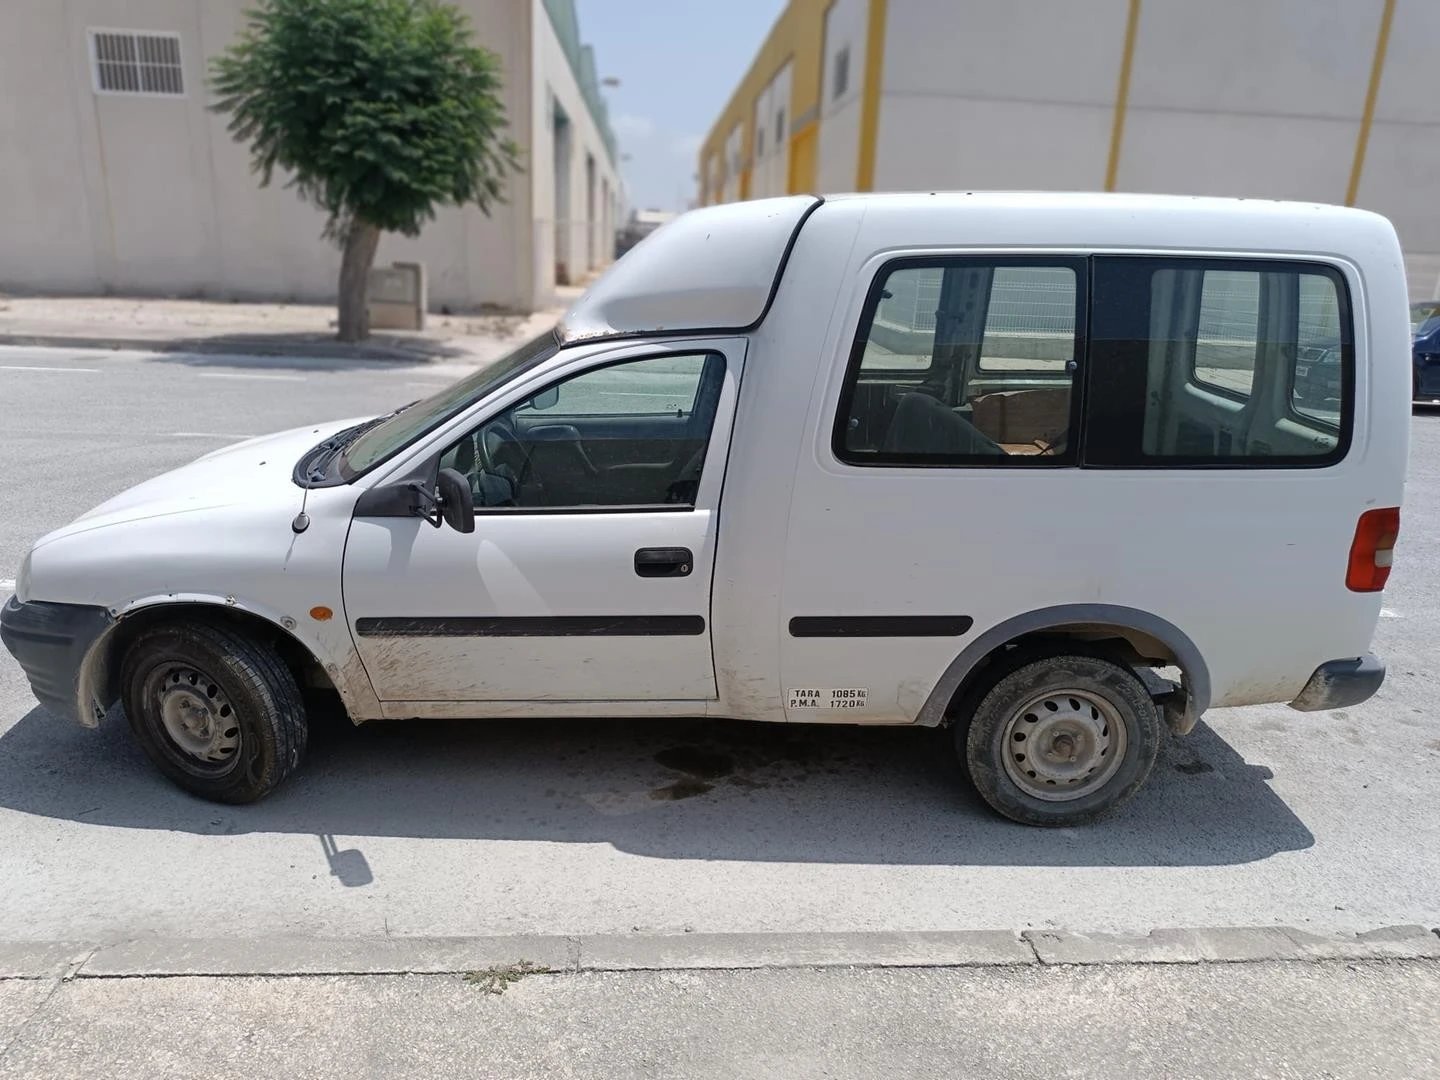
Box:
0 365 100 373
196 371 306 383
165 432 256 439
0 579 14 592
1380 609 1401 618
195 371 307 382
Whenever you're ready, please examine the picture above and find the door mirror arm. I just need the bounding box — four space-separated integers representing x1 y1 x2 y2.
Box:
406 479 444 528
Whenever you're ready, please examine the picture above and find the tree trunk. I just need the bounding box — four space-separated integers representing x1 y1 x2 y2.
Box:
336 219 382 343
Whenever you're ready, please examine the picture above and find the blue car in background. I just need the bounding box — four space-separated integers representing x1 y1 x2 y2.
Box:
1415 302 1440 403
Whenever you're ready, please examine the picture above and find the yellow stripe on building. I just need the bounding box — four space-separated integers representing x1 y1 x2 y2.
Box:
697 0 830 203
1346 0 1396 207
855 0 889 192
1104 0 1143 193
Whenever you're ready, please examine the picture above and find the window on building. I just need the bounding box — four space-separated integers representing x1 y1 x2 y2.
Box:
90 30 184 96
832 45 850 100
835 259 1082 466
1084 257 1350 466
755 124 765 160
776 106 786 141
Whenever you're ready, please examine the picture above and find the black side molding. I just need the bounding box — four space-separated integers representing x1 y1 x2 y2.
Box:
356 615 706 638
788 615 973 638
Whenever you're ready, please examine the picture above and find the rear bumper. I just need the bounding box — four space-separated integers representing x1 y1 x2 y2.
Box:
0 595 113 725
1287 654 1385 712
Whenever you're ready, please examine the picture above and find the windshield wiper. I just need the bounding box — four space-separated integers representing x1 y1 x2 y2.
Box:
298 417 389 485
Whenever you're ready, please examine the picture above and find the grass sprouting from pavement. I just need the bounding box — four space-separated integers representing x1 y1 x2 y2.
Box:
462 960 551 994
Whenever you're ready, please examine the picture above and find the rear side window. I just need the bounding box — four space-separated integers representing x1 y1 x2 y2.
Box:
836 257 1084 466
1084 257 1351 467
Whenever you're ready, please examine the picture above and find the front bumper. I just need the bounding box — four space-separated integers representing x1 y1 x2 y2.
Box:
1287 654 1385 712
0 595 114 725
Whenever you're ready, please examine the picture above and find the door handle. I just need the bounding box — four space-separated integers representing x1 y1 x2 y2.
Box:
635 547 693 578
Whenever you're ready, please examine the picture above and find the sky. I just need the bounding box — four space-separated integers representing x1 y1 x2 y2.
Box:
572 0 785 213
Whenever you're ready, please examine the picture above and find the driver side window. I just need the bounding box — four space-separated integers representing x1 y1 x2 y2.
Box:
438 352 726 510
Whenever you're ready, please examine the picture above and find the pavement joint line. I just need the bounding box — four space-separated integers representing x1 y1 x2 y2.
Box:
565 936 583 974
3 927 1439 980
61 946 98 982
0 975 65 1067
1021 933 1043 964
19 955 1440 983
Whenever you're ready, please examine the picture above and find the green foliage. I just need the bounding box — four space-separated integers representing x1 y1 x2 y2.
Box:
211 0 521 242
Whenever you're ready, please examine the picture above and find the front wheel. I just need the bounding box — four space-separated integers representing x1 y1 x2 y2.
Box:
959 653 1160 826
120 620 308 803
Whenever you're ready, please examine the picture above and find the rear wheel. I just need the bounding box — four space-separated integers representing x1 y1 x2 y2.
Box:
120 620 307 803
959 652 1160 826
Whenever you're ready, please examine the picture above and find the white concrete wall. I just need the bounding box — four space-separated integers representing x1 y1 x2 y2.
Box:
0 0 541 310
529 0 621 301
875 0 1129 192
815 0 867 193
751 61 793 199
1354 0 1440 285
1118 0 1374 200
868 0 1439 293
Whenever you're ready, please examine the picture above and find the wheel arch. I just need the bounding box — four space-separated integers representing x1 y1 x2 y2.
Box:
76 595 373 727
915 604 1211 735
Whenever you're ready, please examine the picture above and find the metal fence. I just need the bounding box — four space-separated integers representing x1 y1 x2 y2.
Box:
876 268 1076 338
1198 270 1340 346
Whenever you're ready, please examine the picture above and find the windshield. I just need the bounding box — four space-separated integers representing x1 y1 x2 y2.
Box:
338 329 561 479
1412 303 1440 335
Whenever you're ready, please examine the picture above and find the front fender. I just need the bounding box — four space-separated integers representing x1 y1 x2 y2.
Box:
77 593 383 726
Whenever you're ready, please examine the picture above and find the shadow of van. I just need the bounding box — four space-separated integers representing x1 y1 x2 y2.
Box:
0 704 1311 868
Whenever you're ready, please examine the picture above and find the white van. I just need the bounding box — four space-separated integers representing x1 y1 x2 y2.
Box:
1 193 1409 825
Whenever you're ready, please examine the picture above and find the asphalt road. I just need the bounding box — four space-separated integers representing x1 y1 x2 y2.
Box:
2 344 1439 942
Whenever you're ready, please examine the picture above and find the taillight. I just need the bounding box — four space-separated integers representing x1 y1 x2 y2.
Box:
1347 507 1400 592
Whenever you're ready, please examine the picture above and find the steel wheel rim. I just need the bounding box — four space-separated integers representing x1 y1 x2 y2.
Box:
150 663 241 773
1000 688 1128 802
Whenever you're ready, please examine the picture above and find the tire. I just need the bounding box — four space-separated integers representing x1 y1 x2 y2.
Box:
959 653 1160 827
120 620 307 803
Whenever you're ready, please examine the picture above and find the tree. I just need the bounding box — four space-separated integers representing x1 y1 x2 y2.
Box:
211 0 521 341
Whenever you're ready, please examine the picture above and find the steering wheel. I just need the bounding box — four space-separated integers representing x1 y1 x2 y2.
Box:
477 415 538 497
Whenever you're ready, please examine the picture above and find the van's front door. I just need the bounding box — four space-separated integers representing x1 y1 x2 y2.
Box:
342 340 744 707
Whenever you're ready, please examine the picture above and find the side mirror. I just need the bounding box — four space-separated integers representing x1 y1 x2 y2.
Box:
436 467 475 534
529 386 560 411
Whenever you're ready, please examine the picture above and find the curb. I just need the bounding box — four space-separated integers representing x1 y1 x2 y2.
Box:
2 927 1437 980
0 331 445 363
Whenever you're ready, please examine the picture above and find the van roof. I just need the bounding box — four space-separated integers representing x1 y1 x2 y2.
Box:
560 192 1396 344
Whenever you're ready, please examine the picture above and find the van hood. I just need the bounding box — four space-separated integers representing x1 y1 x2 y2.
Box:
36 417 367 547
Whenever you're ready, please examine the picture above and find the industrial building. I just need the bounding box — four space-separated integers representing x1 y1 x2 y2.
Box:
699 0 1440 299
0 0 620 312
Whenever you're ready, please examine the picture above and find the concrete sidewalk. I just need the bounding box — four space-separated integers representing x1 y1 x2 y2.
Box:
2 956 1437 1078
0 294 573 364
